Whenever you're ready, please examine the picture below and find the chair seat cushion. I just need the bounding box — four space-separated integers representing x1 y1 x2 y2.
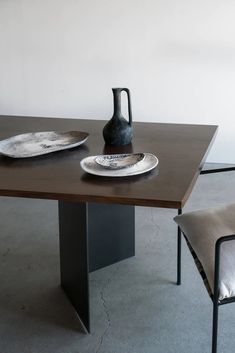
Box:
174 203 235 301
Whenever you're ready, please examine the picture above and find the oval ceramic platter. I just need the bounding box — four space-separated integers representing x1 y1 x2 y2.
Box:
0 131 89 158
95 153 145 170
80 153 158 177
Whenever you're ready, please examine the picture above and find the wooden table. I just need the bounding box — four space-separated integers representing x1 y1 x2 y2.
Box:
0 115 217 332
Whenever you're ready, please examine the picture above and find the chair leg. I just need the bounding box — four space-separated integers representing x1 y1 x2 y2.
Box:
212 301 219 353
177 209 182 285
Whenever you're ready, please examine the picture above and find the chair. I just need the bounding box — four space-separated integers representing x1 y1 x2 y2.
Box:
175 165 235 288
174 203 235 353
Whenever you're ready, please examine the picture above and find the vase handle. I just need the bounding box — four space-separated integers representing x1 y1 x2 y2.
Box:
121 88 132 126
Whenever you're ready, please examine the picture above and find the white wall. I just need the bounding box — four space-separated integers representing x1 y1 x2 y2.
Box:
1 0 235 162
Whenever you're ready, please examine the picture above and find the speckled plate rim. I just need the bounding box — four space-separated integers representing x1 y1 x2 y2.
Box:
80 153 158 177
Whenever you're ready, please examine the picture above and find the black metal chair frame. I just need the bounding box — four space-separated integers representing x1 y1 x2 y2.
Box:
176 166 235 353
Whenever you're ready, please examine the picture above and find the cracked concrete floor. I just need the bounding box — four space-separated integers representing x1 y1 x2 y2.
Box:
1 168 235 353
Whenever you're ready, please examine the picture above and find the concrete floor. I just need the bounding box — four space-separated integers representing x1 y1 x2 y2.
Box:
1 167 235 353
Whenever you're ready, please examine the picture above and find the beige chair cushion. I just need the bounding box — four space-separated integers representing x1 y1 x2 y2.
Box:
174 203 235 301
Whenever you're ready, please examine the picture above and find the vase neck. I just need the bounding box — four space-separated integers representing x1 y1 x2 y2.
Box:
112 88 122 118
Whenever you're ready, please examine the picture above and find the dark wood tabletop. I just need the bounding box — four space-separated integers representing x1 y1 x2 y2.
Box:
0 115 217 209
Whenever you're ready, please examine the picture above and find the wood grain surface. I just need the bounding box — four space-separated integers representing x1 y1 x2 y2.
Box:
0 115 217 209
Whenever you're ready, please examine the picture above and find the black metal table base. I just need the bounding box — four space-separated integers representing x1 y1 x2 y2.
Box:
58 201 135 332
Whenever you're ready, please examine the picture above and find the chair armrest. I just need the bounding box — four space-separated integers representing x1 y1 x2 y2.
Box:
201 166 235 175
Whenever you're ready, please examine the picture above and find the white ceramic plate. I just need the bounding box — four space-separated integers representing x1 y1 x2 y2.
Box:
95 153 145 169
0 131 89 158
80 153 158 177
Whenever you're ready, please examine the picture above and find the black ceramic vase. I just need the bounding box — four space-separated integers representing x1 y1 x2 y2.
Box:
103 88 133 146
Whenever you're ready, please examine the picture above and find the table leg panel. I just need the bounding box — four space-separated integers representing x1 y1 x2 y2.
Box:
58 201 90 332
58 201 135 333
88 203 135 272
